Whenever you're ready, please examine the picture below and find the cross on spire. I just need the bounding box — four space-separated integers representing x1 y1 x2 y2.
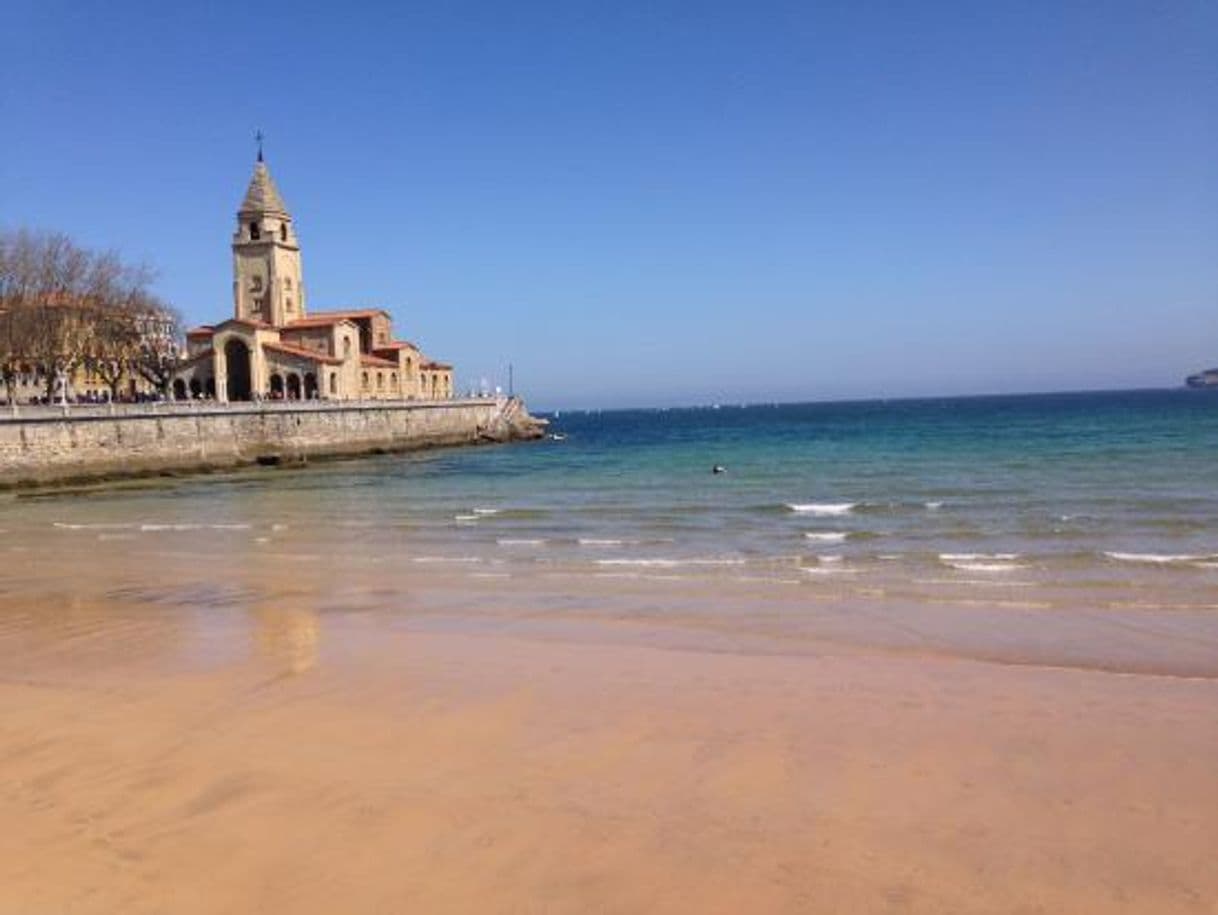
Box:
255 130 264 162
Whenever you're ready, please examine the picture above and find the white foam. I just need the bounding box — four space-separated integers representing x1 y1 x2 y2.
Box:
801 565 857 576
412 556 482 564
453 514 481 523
804 532 848 543
138 523 253 532
579 538 625 546
940 552 1020 562
596 557 746 568
787 502 856 516
472 508 500 516
945 561 1027 573
54 522 135 530
818 554 844 564
1104 551 1213 565
925 501 943 510
497 538 545 546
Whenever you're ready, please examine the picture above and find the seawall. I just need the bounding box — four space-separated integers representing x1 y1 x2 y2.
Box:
0 397 545 488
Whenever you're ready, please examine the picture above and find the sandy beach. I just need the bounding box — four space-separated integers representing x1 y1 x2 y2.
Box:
2 551 1217 914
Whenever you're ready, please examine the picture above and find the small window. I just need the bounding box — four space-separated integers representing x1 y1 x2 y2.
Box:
280 224 288 242
286 297 294 312
343 337 352 357
361 371 369 389
329 373 337 395
377 372 384 390
251 275 263 292
249 221 261 240
284 277 292 290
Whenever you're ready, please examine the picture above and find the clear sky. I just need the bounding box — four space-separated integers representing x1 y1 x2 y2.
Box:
3 0 1215 409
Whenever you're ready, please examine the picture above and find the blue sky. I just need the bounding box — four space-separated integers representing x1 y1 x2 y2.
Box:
3 0 1215 409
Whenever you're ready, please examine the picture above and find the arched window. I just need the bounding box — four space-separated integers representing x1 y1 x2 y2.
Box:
376 372 384 390
280 224 288 242
329 373 337 395
361 371 369 391
390 372 397 390
343 337 352 357
285 298 294 313
284 277 292 290
249 221 261 240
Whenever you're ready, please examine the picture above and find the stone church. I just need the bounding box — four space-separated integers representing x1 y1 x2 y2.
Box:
175 153 454 403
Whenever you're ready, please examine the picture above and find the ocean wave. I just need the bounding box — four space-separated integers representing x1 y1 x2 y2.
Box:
412 556 483 564
453 514 481 523
497 538 546 546
472 508 499 516
787 502 856 516
817 554 844 564
925 501 944 510
54 522 135 530
803 532 849 543
801 565 857 576
1103 551 1216 565
944 561 1027 572
596 557 747 568
940 552 1020 562
578 538 624 546
138 523 253 532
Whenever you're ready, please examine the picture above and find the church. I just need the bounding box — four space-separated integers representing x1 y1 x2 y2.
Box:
175 152 454 403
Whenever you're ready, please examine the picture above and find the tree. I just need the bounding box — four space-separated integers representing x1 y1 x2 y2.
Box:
0 229 182 403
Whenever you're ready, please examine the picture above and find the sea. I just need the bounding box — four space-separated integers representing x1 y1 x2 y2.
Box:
6 389 1218 616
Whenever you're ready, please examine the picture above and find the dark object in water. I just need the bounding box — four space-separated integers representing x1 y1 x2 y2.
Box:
712 465 727 474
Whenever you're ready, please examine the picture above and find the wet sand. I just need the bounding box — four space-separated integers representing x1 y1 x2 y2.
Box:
2 562 1217 913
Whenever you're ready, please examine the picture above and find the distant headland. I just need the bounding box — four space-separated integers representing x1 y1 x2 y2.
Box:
1185 368 1218 389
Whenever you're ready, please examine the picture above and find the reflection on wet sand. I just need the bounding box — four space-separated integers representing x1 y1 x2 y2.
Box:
254 605 319 676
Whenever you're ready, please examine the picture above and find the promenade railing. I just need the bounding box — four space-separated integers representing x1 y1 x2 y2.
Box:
0 396 504 423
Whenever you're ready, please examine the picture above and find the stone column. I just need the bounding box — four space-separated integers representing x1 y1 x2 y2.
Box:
214 343 228 404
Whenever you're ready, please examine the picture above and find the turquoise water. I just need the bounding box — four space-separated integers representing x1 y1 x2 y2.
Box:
8 389 1218 610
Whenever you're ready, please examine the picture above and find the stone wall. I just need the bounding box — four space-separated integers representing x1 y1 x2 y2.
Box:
0 397 543 488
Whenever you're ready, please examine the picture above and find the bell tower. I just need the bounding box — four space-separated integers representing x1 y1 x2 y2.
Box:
232 137 306 326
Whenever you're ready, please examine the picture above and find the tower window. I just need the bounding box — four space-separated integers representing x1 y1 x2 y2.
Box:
284 277 292 290
280 224 288 242
249 221 261 240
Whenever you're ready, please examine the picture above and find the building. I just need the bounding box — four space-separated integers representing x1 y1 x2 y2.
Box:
175 152 454 402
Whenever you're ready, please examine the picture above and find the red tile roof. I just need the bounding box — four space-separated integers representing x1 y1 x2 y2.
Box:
309 308 391 320
421 360 452 371
284 315 359 329
373 340 418 351
186 325 215 338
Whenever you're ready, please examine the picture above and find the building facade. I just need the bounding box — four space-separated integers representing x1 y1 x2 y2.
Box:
175 154 453 403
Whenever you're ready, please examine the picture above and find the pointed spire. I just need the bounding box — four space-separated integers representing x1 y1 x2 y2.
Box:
239 157 289 216
256 129 264 162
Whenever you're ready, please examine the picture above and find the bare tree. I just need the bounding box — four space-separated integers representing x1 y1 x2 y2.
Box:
131 294 184 396
0 228 181 403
